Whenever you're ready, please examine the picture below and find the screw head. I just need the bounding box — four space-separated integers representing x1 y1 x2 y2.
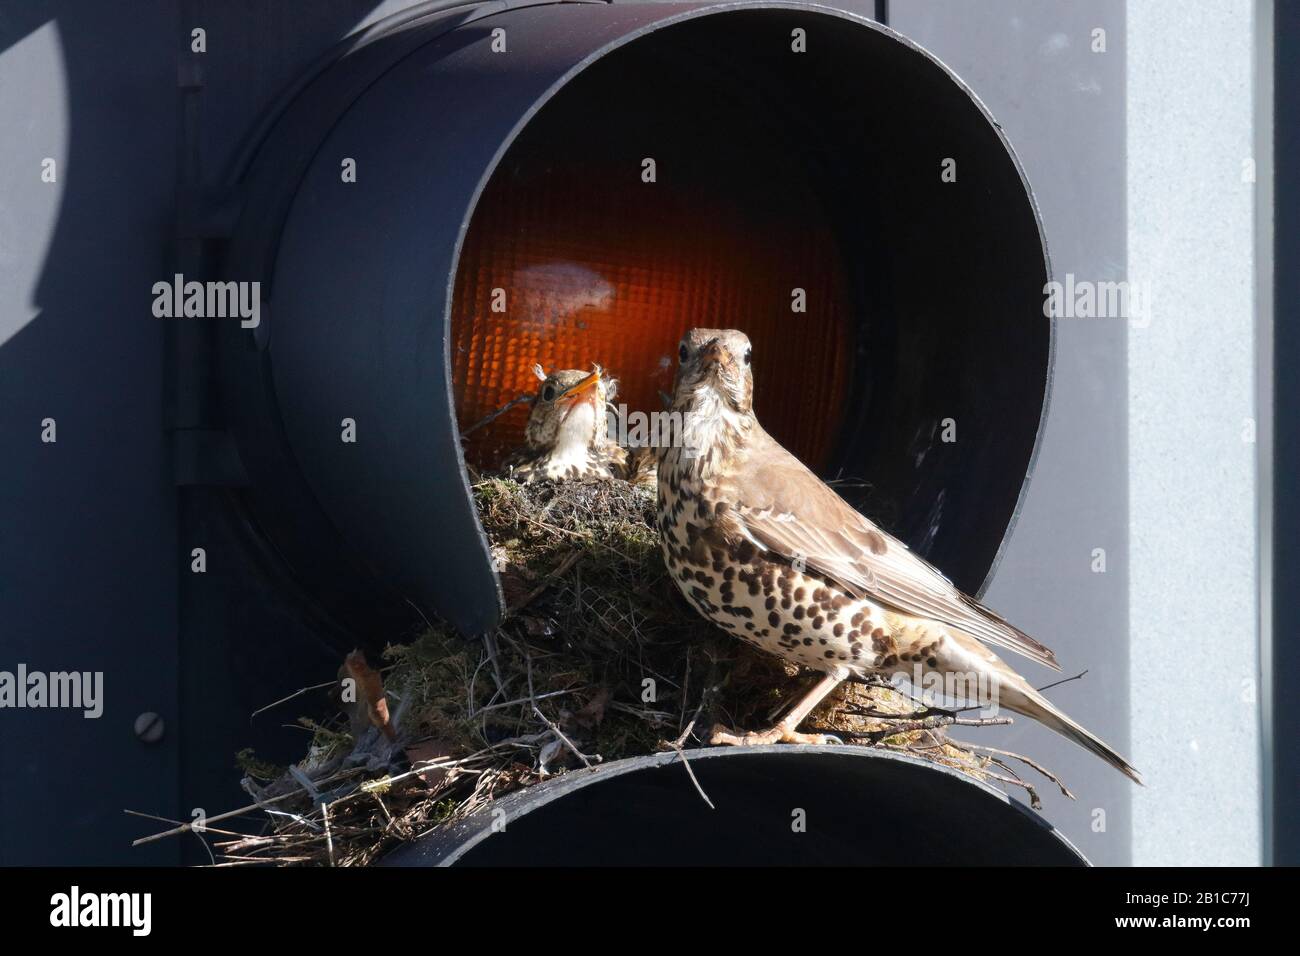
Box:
134 711 165 744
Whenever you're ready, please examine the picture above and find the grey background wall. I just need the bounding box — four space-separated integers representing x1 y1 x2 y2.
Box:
1 1 182 865
887 0 1264 866
1124 0 1262 867
0 0 1266 865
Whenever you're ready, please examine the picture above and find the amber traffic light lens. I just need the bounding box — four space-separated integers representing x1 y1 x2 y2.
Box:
450 35 857 474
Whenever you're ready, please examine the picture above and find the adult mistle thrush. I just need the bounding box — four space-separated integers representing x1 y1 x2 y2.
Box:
657 328 1141 784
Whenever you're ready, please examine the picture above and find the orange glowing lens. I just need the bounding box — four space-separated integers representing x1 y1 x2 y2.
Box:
450 54 857 474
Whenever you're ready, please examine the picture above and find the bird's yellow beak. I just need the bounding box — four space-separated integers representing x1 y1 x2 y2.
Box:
700 342 728 371
559 367 601 402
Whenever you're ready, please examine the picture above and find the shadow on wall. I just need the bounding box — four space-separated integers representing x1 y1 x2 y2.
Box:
0 0 393 866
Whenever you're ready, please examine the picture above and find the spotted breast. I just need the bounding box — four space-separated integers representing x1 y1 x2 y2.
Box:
658 454 916 677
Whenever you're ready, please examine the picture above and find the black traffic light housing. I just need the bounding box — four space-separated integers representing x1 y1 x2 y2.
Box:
219 0 1050 642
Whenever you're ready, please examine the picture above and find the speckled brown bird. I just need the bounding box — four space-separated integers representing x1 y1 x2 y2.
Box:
505 365 625 483
658 328 1141 784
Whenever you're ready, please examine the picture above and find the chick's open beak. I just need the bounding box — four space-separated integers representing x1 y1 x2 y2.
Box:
559 367 601 402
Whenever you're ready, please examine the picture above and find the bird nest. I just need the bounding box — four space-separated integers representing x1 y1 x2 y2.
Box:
149 477 1071 866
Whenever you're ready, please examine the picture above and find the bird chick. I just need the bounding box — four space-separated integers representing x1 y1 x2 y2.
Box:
505 364 624 483
657 327 1141 784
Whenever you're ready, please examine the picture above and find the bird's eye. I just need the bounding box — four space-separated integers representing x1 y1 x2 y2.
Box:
743 346 752 366
678 343 689 363
541 385 556 402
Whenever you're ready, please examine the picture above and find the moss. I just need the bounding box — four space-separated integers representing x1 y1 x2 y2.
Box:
223 475 998 866
235 748 282 781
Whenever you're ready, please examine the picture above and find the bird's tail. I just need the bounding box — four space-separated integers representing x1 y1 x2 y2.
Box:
999 683 1143 786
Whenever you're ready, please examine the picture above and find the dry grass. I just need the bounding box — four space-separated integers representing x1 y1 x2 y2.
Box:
149 477 1067 866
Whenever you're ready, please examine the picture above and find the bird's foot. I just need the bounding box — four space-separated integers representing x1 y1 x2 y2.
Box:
708 721 840 747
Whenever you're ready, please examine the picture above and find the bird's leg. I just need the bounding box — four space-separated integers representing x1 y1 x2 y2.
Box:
710 671 844 746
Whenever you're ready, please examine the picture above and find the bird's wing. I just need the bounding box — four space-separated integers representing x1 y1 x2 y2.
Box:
719 432 1060 671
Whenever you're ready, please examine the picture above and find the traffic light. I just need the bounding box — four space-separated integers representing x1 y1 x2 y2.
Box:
221 1 1049 640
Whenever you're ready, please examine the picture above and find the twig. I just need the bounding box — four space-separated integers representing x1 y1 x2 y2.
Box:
372 792 395 829
128 765 367 846
508 549 584 613
959 742 1075 800
470 685 585 717
123 809 252 840
663 739 714 810
980 756 1043 811
461 394 533 437
481 629 507 699
677 650 692 737
250 679 338 721
525 651 599 768
321 801 336 867
657 698 715 810
1037 669 1089 693
833 713 1010 743
673 695 708 749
